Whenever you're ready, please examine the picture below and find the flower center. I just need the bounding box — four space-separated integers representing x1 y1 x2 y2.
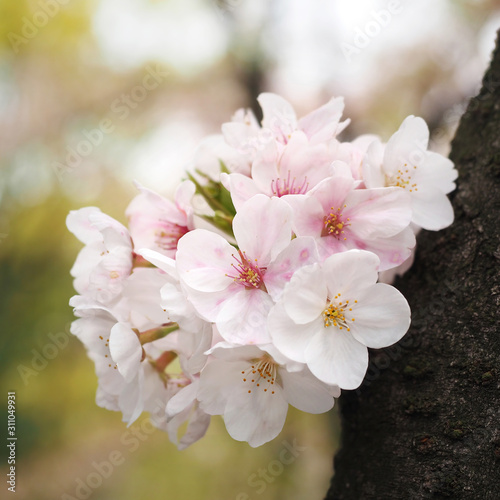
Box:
241 355 278 395
322 205 350 240
271 171 309 197
227 251 266 289
155 222 189 251
386 163 418 192
322 293 357 332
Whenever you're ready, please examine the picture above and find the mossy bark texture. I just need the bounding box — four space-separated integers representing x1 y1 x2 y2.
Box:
327 31 500 500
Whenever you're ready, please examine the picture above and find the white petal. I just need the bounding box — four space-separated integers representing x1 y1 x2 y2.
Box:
305 330 368 389
258 93 297 138
268 303 323 363
280 368 336 413
411 188 454 230
418 152 457 194
166 381 199 418
109 323 142 383
384 116 429 175
350 283 411 348
322 250 380 296
298 96 345 143
224 383 289 447
282 263 327 324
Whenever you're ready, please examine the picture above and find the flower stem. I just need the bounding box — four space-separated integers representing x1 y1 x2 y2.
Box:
139 323 179 345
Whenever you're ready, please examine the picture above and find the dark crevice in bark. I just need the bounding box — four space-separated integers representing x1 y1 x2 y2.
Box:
327 30 500 500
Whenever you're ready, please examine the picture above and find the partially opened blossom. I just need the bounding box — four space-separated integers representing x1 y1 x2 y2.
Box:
268 250 411 390
363 115 458 230
198 343 339 447
67 208 133 304
126 180 196 258
284 171 415 270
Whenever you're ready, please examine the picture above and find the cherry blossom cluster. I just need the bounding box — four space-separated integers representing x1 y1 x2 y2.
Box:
67 93 457 448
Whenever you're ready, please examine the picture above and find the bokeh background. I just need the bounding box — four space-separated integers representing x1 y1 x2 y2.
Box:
0 1 499 499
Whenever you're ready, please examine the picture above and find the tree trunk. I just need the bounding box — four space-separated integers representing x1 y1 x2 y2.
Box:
327 31 500 500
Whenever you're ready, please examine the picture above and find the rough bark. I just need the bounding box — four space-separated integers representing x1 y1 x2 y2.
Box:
327 32 500 499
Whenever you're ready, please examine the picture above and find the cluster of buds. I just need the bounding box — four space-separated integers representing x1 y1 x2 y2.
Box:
67 93 457 448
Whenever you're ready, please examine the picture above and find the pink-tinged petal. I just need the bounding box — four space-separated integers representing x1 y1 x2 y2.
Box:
282 263 327 324
362 139 386 188
360 227 416 271
176 229 235 292
345 187 412 239
298 96 345 143
251 154 280 196
233 195 292 265
278 132 333 189
411 188 454 230
217 289 273 345
280 367 337 413
258 93 297 140
264 236 320 301
414 152 458 195
350 283 410 349
224 381 289 447
316 237 349 261
305 330 368 389
268 303 323 363
384 116 429 176
283 195 324 237
109 323 142 383
66 207 102 244
183 285 239 322
311 176 356 215
221 172 261 212
322 250 380 296
378 247 416 285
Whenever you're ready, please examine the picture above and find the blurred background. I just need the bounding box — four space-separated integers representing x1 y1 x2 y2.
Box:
0 1 498 499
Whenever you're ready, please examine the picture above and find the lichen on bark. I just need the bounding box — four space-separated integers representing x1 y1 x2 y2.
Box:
327 30 500 500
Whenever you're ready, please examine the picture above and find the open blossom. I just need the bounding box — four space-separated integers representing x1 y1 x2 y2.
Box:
221 131 335 211
126 180 196 258
175 194 317 344
67 208 133 305
363 115 458 231
268 250 411 389
284 171 415 270
198 343 340 447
